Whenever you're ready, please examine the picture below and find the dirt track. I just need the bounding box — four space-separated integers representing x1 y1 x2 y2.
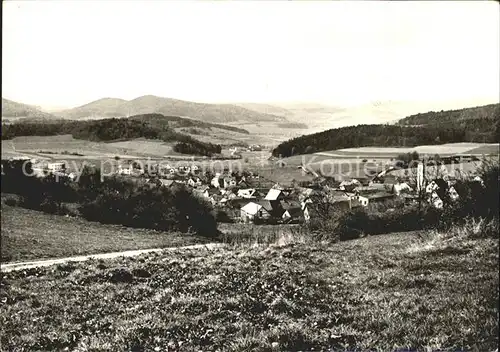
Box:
0 243 223 272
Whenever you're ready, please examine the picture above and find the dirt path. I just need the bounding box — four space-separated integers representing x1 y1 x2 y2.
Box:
1 243 223 272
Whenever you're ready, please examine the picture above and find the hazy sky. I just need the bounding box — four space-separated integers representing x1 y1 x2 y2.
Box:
2 1 499 109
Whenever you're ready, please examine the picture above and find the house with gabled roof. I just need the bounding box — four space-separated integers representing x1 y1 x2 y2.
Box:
240 200 273 223
264 188 285 201
187 177 203 188
237 188 257 199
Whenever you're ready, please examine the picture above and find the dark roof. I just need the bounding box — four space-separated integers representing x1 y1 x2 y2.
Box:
285 207 303 217
255 200 274 212
280 199 302 210
433 178 448 189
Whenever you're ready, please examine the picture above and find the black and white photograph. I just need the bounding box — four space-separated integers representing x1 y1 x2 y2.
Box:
1 1 499 351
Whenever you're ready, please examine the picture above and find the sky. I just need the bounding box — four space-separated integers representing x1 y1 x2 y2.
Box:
2 1 499 109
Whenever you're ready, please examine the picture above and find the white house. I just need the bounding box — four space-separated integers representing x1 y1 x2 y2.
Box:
339 179 361 191
430 192 444 209
211 173 222 188
264 189 285 201
187 177 202 188
356 195 369 207
118 164 132 175
47 162 65 173
393 182 413 196
240 201 272 223
237 188 256 199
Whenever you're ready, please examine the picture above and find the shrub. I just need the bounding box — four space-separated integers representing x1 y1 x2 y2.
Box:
3 195 23 206
79 179 218 238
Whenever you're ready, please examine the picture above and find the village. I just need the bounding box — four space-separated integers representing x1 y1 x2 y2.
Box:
10 154 483 226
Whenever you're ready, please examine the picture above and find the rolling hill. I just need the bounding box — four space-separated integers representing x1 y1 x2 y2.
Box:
57 95 287 123
272 103 500 157
1 98 58 121
398 103 500 126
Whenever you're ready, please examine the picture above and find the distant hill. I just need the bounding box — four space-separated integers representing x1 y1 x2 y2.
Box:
398 103 500 144
235 103 293 117
1 98 58 121
57 95 287 123
129 114 249 134
1 114 224 156
272 103 500 158
398 103 499 126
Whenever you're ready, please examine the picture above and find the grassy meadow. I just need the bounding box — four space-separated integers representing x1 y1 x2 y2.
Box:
1 205 210 263
1 220 497 351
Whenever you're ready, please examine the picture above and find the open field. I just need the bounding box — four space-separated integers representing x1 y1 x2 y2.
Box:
0 205 210 263
325 143 500 157
1 135 153 160
1 227 497 351
174 125 288 148
225 121 307 146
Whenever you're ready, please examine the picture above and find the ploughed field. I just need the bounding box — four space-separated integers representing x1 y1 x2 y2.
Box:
1 229 497 351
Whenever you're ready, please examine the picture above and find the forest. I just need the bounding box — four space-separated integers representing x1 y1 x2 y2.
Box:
272 124 474 157
272 104 500 157
1 115 223 156
398 103 500 144
130 113 249 134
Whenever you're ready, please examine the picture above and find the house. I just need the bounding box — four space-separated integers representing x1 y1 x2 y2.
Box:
367 192 395 203
282 207 303 223
222 176 237 189
220 190 239 204
426 178 460 204
240 201 272 223
158 179 175 188
237 178 250 188
366 182 394 192
248 144 262 151
355 195 370 207
47 162 65 173
264 188 286 201
211 173 223 188
430 192 444 209
204 187 221 198
118 164 132 175
426 179 448 199
187 177 203 188
339 179 361 192
302 194 351 223
237 188 257 199
393 182 413 196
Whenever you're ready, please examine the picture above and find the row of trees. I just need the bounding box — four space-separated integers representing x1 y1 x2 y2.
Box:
307 161 499 241
173 141 222 156
1 161 218 237
130 114 249 134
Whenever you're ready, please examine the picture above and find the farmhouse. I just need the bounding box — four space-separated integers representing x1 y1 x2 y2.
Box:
264 189 286 201
240 201 272 223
